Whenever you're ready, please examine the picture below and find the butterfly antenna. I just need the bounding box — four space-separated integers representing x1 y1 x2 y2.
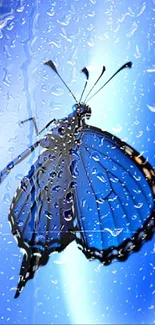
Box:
79 67 89 103
86 61 132 103
45 60 78 103
84 66 106 103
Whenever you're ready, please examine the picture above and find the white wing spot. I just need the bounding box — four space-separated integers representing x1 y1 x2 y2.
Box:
14 191 18 199
134 156 143 165
10 216 14 225
142 168 152 180
26 272 30 279
10 203 14 209
124 145 133 156
152 185 155 195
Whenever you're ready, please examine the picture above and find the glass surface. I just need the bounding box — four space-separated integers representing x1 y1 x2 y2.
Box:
0 0 154 324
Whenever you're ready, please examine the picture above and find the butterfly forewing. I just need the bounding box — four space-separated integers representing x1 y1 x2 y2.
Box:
71 146 104 250
74 126 155 263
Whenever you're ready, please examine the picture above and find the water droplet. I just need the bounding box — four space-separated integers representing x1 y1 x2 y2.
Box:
66 192 72 204
134 202 143 209
63 208 73 221
52 185 60 192
70 181 77 189
58 170 63 179
45 211 53 220
50 171 57 179
104 227 123 237
18 222 24 227
91 167 97 174
92 152 100 161
97 172 106 183
82 199 86 208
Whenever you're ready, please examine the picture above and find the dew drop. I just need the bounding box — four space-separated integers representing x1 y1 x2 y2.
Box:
63 208 73 221
52 185 61 192
92 152 100 161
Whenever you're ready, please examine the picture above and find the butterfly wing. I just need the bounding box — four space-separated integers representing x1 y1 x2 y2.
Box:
9 149 75 297
8 123 155 296
73 125 155 264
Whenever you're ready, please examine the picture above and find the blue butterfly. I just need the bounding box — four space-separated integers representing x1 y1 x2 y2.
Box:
1 60 155 298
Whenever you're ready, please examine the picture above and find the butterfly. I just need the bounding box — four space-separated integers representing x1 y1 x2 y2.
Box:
1 60 155 298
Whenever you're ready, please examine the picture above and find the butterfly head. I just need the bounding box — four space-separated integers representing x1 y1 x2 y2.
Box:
73 103 92 120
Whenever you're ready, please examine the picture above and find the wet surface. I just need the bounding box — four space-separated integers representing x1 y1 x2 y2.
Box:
0 0 155 324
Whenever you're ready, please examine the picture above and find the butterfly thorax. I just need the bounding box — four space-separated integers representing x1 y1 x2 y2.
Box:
40 103 91 152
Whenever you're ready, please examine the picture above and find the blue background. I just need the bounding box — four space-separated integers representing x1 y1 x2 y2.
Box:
0 0 155 324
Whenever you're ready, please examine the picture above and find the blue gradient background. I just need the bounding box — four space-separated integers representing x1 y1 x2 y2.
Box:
0 0 155 324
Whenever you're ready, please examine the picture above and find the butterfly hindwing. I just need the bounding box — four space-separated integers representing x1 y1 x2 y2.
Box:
9 149 75 297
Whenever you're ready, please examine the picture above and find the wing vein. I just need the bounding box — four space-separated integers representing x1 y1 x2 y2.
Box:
82 144 144 225
16 154 62 223
79 149 105 246
17 155 63 245
82 142 149 210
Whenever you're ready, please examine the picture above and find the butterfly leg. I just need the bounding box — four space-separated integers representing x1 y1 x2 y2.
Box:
0 141 40 184
14 248 49 298
20 117 57 135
